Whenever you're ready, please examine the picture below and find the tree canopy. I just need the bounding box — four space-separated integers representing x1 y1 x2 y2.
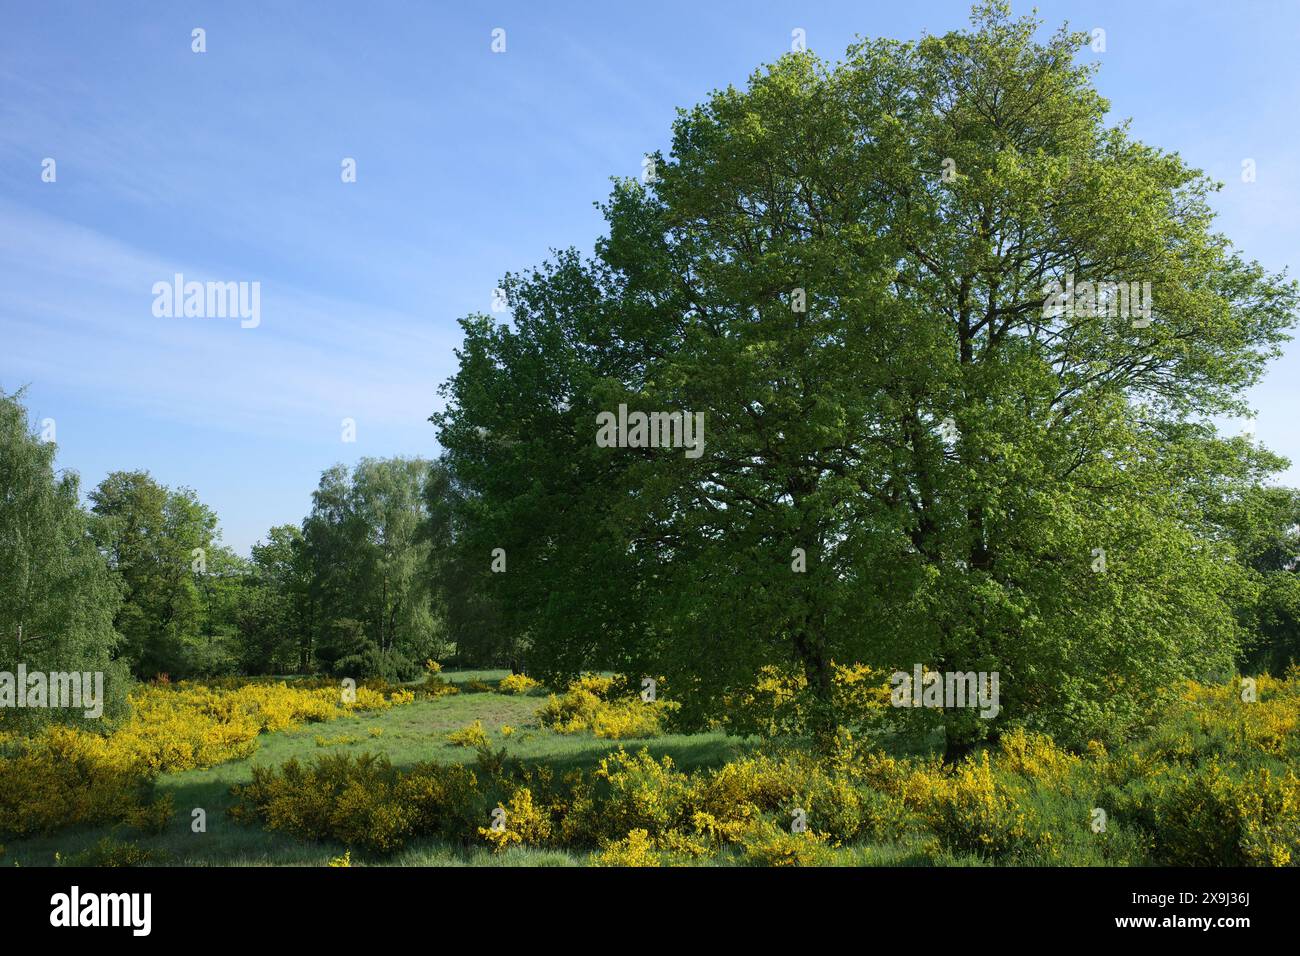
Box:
433 2 1299 751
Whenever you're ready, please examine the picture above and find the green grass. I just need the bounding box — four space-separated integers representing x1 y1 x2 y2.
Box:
2 671 752 867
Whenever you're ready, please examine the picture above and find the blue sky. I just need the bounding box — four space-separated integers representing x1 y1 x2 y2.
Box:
3 1 1298 555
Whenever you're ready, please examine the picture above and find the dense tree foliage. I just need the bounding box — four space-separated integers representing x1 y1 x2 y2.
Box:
424 459 517 669
88 470 220 677
0 389 128 728
302 457 449 679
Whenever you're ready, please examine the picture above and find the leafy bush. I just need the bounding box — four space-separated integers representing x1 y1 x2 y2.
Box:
739 820 832 867
537 675 678 738
595 828 660 867
1144 763 1300 866
498 673 542 695
230 752 482 853
68 837 157 867
479 787 553 852
333 647 424 683
446 720 491 748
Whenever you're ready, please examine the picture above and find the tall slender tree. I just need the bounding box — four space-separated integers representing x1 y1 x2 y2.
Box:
0 389 126 727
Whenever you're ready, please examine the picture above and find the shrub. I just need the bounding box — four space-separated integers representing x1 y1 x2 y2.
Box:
913 753 1040 860
230 753 483 854
446 720 491 748
537 675 678 738
332 647 424 683
739 820 831 867
479 787 553 852
68 837 156 867
498 673 542 695
995 728 1083 792
421 661 459 698
596 828 661 867
1149 763 1300 866
579 748 691 843
692 753 800 825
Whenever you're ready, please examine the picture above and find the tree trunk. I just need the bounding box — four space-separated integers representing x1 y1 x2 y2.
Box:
793 629 837 751
942 726 979 765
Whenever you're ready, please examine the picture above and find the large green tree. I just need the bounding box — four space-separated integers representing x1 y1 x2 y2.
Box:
434 4 1298 752
88 471 219 677
301 458 448 677
0 389 127 728
231 524 309 674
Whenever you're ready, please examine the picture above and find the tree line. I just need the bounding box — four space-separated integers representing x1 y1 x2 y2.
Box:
1 386 511 721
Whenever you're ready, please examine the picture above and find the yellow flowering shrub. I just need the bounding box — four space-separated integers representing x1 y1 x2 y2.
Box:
498 673 542 695
911 753 1038 859
69 837 156 867
589 702 673 739
995 728 1082 791
537 687 603 734
1149 763 1300 866
330 778 416 853
688 750 869 843
446 720 491 748
692 753 799 823
0 725 153 837
584 748 691 842
722 663 892 737
478 787 553 852
537 675 678 738
570 674 616 696
739 820 832 867
1167 674 1300 759
595 828 661 867
232 752 482 854
421 661 459 698
659 826 713 861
